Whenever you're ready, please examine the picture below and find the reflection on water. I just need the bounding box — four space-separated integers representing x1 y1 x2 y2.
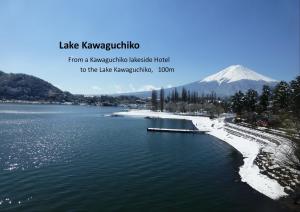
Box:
0 104 288 211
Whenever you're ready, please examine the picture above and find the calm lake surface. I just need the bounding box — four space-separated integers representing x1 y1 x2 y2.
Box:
0 104 287 211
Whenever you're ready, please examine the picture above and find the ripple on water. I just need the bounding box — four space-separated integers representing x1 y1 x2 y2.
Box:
0 105 288 211
0 117 83 171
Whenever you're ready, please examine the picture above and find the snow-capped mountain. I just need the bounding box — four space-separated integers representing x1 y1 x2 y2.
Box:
118 65 278 98
200 65 276 84
178 65 278 96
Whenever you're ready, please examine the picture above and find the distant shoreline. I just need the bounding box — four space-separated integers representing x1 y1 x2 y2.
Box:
0 100 120 107
0 100 76 105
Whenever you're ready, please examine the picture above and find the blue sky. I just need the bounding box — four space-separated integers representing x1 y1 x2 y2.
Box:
0 0 299 94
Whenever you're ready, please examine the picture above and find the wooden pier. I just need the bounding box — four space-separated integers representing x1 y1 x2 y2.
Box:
147 128 209 134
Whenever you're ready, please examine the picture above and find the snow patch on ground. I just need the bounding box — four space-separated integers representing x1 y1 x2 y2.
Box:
114 110 287 200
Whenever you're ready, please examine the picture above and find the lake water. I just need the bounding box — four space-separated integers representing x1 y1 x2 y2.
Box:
0 104 287 211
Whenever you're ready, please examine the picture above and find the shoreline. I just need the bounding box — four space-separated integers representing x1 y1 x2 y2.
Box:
113 109 299 200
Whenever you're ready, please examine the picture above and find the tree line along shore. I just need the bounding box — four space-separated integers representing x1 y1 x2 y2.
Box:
150 75 300 176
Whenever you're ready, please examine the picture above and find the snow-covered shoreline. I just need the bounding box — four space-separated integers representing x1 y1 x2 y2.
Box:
113 109 290 200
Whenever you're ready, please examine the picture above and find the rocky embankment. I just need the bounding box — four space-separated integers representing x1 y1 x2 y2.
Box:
224 123 300 196
255 151 300 194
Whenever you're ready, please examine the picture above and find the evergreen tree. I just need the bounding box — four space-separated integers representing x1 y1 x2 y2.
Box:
244 89 258 112
181 87 187 102
166 93 170 103
174 88 179 102
160 87 164 111
259 85 271 112
210 91 216 103
171 90 175 102
151 89 158 111
231 91 245 115
290 76 300 119
273 81 291 111
201 93 205 104
191 91 197 103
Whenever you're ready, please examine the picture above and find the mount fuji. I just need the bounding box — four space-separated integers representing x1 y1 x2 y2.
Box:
121 65 278 98
200 65 275 84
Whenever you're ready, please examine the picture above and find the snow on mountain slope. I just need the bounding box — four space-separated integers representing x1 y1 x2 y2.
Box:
200 65 277 84
115 65 278 97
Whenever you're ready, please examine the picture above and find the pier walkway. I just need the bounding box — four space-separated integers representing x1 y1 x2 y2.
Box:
147 128 209 134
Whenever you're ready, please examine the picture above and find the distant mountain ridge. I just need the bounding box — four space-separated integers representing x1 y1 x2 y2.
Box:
0 70 73 101
0 65 279 101
120 65 278 98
